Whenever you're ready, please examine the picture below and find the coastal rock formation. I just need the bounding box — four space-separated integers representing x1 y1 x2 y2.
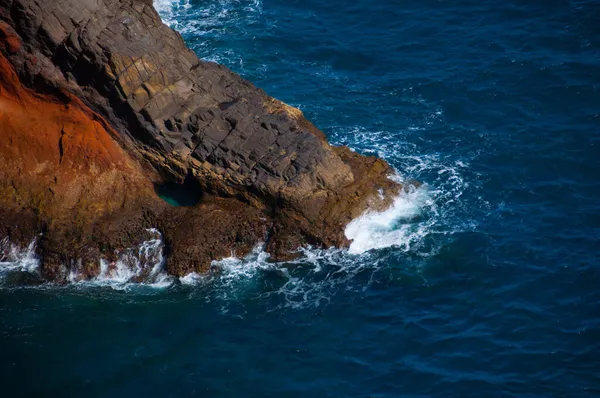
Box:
0 0 403 281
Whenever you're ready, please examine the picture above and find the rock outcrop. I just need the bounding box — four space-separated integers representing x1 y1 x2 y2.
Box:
0 0 402 281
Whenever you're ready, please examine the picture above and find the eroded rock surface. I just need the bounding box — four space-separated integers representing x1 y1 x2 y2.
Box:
0 0 402 281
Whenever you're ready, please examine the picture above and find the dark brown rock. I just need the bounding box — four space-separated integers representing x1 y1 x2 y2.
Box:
0 0 404 281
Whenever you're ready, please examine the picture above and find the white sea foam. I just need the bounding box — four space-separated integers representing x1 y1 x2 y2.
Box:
179 247 272 287
345 184 433 254
153 0 191 26
154 0 262 32
0 237 40 276
195 244 390 310
67 229 173 290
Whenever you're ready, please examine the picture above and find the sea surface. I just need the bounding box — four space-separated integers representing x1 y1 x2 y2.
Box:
2 0 600 396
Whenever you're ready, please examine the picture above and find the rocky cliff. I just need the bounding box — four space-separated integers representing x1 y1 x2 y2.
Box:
0 0 403 281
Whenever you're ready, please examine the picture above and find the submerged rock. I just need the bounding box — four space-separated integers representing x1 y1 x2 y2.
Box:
0 0 403 281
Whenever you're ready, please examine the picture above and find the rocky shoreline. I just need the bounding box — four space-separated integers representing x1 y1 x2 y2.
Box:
0 0 403 282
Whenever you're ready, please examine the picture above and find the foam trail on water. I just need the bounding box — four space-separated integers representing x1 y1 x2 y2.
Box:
198 245 274 288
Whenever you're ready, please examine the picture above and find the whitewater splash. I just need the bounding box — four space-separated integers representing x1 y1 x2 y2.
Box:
0 229 173 290
345 183 434 254
153 0 191 27
0 237 40 275
67 229 173 290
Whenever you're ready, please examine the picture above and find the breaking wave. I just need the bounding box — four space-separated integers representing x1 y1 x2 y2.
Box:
345 182 434 255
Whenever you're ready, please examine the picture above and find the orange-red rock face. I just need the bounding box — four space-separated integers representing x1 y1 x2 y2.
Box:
0 49 157 215
1 59 124 175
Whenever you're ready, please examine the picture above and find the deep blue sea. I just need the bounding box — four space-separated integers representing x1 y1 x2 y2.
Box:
2 0 600 396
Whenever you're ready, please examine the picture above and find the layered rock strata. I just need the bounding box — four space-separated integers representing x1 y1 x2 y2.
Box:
0 0 402 281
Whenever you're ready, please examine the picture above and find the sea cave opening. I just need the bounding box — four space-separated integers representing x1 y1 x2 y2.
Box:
155 171 203 207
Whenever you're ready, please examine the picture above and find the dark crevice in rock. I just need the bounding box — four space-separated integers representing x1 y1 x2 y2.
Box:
58 126 65 165
218 98 238 111
154 169 202 207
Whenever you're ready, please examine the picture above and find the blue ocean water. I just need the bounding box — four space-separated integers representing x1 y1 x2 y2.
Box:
2 0 600 396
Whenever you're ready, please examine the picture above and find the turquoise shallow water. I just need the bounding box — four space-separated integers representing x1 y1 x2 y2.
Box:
2 0 600 396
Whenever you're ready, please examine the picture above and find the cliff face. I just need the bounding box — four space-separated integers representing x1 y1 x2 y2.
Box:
0 0 402 281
